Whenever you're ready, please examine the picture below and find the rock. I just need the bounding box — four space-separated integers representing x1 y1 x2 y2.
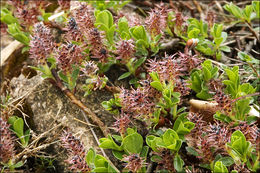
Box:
9 73 116 171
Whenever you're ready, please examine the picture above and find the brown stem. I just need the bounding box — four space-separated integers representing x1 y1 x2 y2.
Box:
105 85 121 93
231 92 260 104
51 68 110 137
246 21 260 43
248 62 260 80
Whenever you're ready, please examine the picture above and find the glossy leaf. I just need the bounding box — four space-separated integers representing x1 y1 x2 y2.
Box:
214 161 228 173
118 72 131 80
174 154 184 172
150 81 163 91
122 132 143 154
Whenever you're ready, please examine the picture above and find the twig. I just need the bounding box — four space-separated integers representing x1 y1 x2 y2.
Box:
231 92 260 104
105 85 121 93
247 62 260 80
50 68 110 137
245 21 260 43
222 33 252 46
14 123 63 162
192 0 204 19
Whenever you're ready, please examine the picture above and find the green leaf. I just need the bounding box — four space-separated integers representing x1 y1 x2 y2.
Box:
112 150 125 160
118 17 130 38
154 33 162 42
150 81 163 91
47 57 57 69
186 146 199 156
8 27 30 46
130 25 147 41
146 135 162 152
225 69 237 83
214 24 223 38
235 99 251 120
108 164 118 173
99 135 123 151
0 8 18 24
214 161 228 173
213 112 232 123
58 71 68 83
243 5 253 22
151 155 162 162
238 52 253 62
122 132 143 154
140 146 149 159
173 117 195 136
149 71 160 82
196 88 212 100
246 115 258 124
220 46 231 52
112 135 122 142
86 148 96 168
21 46 30 54
199 163 211 170
188 28 200 38
174 154 184 172
8 116 18 126
218 157 234 167
189 71 202 93
118 72 131 80
136 39 149 48
95 10 113 29
24 129 30 147
214 37 223 46
228 130 250 161
252 1 260 18
211 67 219 78
13 118 24 138
106 26 115 44
94 154 108 168
162 129 182 151
126 128 136 135
70 67 80 89
93 167 108 172
134 57 146 70
42 12 52 22
13 161 24 168
202 66 212 81
120 32 130 40
224 3 243 19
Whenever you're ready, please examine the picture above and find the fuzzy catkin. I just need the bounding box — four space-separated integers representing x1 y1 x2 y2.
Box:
29 23 55 64
0 118 16 163
60 130 90 172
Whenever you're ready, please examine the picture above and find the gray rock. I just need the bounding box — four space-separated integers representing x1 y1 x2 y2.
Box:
9 73 115 171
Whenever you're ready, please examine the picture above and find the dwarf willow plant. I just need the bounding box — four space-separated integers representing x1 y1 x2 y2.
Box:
8 116 30 148
167 13 230 60
146 129 185 172
81 0 130 12
226 130 259 172
224 1 260 24
86 148 118 173
189 59 219 100
99 128 148 172
0 8 29 46
224 1 260 43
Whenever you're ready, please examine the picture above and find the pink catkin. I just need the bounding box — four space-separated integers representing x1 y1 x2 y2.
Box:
29 23 55 64
60 130 90 172
0 118 16 163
